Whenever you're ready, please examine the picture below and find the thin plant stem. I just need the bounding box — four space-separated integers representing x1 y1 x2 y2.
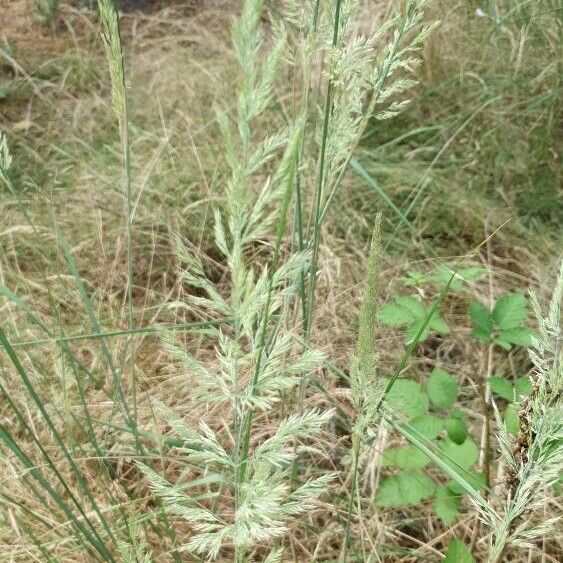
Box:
96 0 138 445
342 442 361 561
305 0 343 339
294 0 322 331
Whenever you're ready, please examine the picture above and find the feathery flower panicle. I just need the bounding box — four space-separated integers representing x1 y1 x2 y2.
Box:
139 1 437 559
488 261 563 562
139 1 334 559
319 0 437 189
116 514 152 563
0 132 12 179
97 0 126 130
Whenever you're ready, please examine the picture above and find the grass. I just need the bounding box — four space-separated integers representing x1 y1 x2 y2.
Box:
0 0 561 561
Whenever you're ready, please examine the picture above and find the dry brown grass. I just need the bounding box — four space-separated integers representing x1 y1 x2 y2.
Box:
0 1 561 561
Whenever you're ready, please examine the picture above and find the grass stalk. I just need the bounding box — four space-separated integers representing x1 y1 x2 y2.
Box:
2 1 558 560
0 328 118 560
343 214 382 560
97 0 138 440
304 0 343 339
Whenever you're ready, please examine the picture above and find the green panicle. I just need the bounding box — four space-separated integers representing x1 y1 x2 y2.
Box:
355 212 382 384
97 0 126 130
351 212 384 441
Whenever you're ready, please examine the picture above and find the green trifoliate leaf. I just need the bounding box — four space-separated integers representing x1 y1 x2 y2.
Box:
375 471 436 508
444 539 474 563
427 368 458 409
504 403 520 435
405 319 430 344
444 415 468 445
434 266 487 290
378 296 449 343
406 266 486 290
457 266 488 282
427 312 450 335
447 472 486 495
378 296 425 326
402 271 429 286
497 327 533 347
514 376 532 398
471 293 532 349
497 339 512 351
469 301 493 341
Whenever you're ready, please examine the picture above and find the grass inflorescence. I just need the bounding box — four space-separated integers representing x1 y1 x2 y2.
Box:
0 0 561 561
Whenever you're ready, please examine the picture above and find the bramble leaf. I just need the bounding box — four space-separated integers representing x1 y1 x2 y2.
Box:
439 437 478 469
444 539 474 563
504 404 520 435
378 296 425 326
472 326 492 342
409 414 443 440
457 267 488 282
488 376 514 402
492 293 527 330
433 485 460 525
514 376 532 398
434 266 487 290
383 446 430 470
444 415 468 445
447 472 486 495
405 320 430 344
497 327 533 347
375 471 436 508
385 379 429 417
402 271 428 286
427 368 458 409
428 313 450 335
379 296 449 343
469 301 493 341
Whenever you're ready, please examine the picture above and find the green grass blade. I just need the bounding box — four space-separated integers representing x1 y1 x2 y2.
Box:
0 423 114 561
0 327 118 553
10 318 234 349
305 0 344 338
52 222 135 435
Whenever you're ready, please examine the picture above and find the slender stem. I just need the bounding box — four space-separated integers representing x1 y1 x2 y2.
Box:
293 0 322 333
482 218 495 491
482 343 494 489
305 0 343 339
10 318 232 348
342 439 361 561
294 149 308 327
122 92 137 434
110 9 138 448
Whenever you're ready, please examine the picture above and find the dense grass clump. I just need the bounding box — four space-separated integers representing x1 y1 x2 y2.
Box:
0 0 561 561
